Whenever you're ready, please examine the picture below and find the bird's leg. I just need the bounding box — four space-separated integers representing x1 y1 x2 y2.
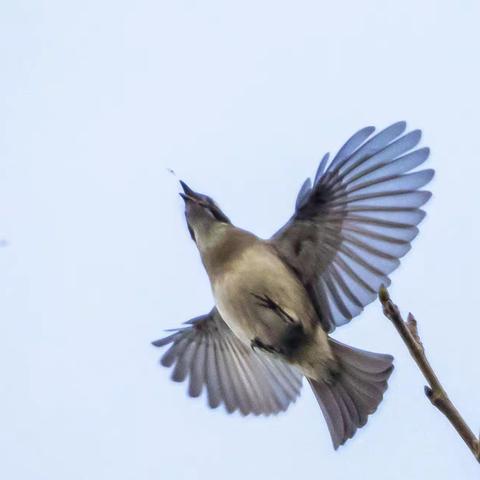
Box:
250 293 296 324
250 337 281 354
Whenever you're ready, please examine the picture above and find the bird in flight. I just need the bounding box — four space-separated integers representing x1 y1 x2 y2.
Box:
153 121 434 449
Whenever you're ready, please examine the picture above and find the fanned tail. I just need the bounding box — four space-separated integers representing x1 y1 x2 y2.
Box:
309 339 394 449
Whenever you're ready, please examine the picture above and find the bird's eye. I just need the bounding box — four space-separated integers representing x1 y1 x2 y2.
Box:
208 203 230 223
194 195 230 224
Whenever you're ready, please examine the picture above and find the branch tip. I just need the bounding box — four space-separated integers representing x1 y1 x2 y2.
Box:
378 285 390 303
379 291 479 463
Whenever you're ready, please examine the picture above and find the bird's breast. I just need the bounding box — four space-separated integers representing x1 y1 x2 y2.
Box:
211 243 317 349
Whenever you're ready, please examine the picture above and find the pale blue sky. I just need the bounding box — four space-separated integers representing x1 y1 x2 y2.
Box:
1 1 479 479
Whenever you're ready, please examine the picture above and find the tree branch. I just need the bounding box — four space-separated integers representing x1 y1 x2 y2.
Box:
379 286 480 463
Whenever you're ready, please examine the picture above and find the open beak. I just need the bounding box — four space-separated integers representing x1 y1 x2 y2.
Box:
179 180 203 204
179 192 193 202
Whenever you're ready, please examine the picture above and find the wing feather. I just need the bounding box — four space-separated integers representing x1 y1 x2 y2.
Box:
153 308 303 415
272 122 433 331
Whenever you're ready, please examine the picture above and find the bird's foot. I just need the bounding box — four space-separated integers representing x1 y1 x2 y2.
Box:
251 337 281 355
250 293 295 324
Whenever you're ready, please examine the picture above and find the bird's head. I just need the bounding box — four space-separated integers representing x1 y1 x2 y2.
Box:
179 180 231 245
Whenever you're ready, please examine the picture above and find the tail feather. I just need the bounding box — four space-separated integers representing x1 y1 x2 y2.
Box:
309 339 394 449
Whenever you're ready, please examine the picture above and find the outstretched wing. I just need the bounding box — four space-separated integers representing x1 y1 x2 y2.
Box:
153 308 303 416
271 121 434 333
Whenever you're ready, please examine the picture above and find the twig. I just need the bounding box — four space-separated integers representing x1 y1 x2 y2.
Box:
379 286 480 463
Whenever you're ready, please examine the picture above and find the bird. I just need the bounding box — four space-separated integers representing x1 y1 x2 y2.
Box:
153 121 434 449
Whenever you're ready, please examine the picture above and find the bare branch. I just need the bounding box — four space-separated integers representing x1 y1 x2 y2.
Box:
379 286 480 463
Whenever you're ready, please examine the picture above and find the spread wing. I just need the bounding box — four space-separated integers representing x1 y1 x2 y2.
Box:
271 121 434 333
153 308 303 416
